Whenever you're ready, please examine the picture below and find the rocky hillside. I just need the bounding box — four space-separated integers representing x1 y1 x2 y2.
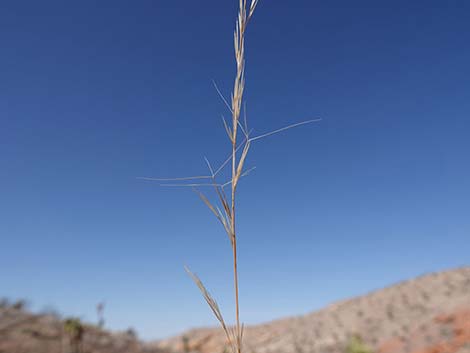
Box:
0 304 164 353
154 267 470 353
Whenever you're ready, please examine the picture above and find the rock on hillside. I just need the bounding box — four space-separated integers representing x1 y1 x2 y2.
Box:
154 267 470 353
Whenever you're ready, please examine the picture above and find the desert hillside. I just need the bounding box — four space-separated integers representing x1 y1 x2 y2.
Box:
154 267 470 353
1 267 469 353
0 304 164 353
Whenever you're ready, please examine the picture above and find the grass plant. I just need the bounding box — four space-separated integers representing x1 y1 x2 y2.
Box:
141 1 319 352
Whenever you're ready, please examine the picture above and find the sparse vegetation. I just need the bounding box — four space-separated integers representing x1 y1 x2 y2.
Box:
1 269 470 353
64 318 84 353
182 335 190 353
0 302 167 353
346 335 372 353
152 268 470 353
126 327 138 339
12 299 27 310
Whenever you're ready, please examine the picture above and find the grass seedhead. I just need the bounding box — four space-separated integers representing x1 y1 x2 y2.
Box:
141 1 321 353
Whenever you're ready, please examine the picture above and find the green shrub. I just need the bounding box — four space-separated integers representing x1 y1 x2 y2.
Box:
64 318 84 353
346 335 373 353
64 318 83 336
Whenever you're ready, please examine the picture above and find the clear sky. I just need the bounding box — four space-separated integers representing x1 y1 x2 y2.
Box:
1 0 469 341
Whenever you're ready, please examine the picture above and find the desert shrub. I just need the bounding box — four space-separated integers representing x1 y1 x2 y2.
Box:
64 318 84 353
182 335 190 353
12 299 27 310
64 318 83 335
346 335 373 353
126 327 137 339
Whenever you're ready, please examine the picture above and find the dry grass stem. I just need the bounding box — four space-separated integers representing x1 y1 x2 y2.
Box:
142 2 318 353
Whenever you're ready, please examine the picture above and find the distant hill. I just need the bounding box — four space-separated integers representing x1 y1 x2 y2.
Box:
0 304 163 353
153 267 470 353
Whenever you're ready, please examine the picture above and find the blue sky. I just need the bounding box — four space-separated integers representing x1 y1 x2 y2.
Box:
1 0 469 341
